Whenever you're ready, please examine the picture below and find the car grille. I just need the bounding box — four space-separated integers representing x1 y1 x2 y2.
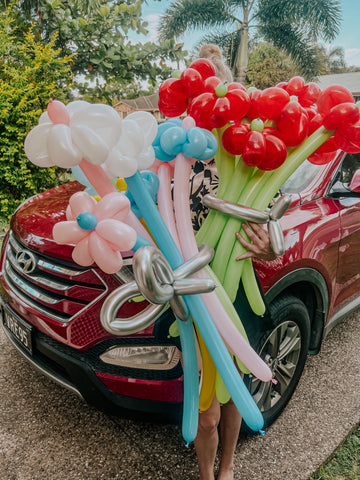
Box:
4 231 107 323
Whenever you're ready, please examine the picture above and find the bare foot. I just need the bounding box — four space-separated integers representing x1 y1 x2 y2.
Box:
217 466 234 480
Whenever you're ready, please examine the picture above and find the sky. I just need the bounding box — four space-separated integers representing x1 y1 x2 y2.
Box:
135 0 360 67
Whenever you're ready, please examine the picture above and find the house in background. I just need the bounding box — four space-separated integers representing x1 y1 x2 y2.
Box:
316 72 360 102
114 93 163 121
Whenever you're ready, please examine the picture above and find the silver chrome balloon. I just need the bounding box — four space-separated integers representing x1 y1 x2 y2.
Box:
100 282 168 336
101 244 216 335
269 195 292 220
268 219 286 256
203 193 292 257
203 194 269 224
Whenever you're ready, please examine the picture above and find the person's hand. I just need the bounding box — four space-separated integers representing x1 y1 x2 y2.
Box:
235 222 278 262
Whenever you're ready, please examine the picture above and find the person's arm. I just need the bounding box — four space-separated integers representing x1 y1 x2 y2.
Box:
235 222 278 262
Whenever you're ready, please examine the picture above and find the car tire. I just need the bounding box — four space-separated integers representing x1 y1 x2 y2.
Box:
242 294 311 432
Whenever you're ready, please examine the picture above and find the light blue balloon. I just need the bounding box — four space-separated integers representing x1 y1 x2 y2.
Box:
76 212 98 231
153 144 174 163
160 126 187 156
182 127 207 158
196 129 218 161
153 119 181 146
126 171 199 445
71 166 98 196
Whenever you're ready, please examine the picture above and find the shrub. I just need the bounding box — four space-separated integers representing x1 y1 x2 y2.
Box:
0 8 73 220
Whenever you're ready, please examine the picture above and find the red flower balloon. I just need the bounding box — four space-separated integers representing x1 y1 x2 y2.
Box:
256 135 288 171
274 101 309 146
180 68 205 99
158 59 218 118
335 120 360 153
286 76 305 96
222 123 250 155
317 85 355 116
255 87 290 119
188 59 216 80
158 78 188 117
242 131 266 166
246 89 262 119
298 82 321 107
188 84 250 130
308 151 337 165
323 103 360 131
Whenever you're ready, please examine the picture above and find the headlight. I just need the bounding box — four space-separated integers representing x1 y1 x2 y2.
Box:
100 345 181 370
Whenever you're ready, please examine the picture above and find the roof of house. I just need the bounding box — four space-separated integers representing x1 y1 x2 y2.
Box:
115 93 160 111
316 72 360 95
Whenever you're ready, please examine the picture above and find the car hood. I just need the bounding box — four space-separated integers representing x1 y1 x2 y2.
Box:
11 181 84 260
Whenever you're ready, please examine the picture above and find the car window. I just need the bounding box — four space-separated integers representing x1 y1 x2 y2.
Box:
280 160 323 194
337 152 360 183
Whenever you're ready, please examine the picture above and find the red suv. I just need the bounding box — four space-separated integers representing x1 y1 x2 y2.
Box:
1 150 359 428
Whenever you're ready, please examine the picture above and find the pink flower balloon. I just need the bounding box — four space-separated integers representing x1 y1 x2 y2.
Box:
53 191 137 274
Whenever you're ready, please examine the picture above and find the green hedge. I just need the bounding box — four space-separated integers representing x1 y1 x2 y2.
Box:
0 9 73 220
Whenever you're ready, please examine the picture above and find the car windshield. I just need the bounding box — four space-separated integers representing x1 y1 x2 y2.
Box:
280 160 323 194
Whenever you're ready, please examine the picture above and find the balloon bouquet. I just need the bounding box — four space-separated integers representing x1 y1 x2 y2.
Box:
24 58 360 445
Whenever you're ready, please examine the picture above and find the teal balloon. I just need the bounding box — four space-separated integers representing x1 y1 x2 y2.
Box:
182 127 207 158
196 129 218 161
160 126 187 156
76 212 98 231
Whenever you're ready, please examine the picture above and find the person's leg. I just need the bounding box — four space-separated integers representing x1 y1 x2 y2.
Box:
194 396 221 480
217 400 242 480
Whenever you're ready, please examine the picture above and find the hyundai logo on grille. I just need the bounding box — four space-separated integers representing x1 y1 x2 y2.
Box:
16 250 37 274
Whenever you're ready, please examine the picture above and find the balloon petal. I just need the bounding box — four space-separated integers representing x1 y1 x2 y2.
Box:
96 219 137 251
71 124 109 165
126 111 158 144
94 192 130 221
24 124 53 167
116 119 144 157
53 221 89 244
136 146 155 170
105 149 138 178
70 103 122 149
69 191 97 218
66 100 90 117
72 236 94 266
89 232 123 274
38 111 51 125
48 124 82 168
47 100 70 125
66 204 75 221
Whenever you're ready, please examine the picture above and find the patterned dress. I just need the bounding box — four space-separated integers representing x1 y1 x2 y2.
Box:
189 159 219 232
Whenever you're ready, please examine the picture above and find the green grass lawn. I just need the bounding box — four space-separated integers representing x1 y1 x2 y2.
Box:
310 426 360 480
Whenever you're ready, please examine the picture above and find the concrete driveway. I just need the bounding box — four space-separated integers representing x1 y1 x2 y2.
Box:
1 309 359 480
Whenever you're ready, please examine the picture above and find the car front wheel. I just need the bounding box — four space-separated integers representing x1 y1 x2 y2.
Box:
246 294 311 429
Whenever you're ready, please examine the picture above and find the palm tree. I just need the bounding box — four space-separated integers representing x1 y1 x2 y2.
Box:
158 0 342 83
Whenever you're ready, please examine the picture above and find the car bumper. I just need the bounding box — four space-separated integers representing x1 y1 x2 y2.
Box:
0 301 184 425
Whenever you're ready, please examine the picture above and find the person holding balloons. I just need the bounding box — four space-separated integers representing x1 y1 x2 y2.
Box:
191 44 277 480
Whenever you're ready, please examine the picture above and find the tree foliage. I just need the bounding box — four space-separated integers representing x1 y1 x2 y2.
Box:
246 43 299 89
3 0 188 102
0 7 73 219
159 0 342 83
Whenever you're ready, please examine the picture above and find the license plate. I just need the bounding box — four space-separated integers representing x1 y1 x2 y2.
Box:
2 308 33 355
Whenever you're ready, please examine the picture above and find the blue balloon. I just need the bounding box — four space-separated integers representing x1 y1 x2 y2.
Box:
182 127 207 158
196 129 218 161
153 144 174 163
71 166 97 196
76 212 98 231
126 171 200 444
160 126 187 156
126 171 159 218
